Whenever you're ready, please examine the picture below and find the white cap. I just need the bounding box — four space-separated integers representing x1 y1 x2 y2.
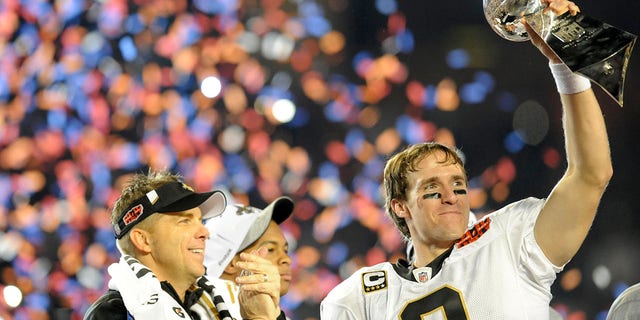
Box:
203 197 294 278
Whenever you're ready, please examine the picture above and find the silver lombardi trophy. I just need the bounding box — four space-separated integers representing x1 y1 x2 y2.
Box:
484 0 636 106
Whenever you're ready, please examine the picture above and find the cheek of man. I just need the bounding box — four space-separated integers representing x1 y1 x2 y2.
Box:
151 212 208 283
410 194 469 243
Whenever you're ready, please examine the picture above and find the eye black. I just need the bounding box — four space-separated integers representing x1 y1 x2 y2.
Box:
423 193 441 199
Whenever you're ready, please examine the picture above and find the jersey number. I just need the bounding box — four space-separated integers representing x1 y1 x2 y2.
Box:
399 285 469 320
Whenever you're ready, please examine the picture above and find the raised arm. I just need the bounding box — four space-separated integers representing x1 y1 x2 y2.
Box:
535 75 612 266
524 0 613 266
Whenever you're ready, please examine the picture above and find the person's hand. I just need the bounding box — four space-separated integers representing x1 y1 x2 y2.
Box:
541 0 579 16
522 20 562 63
236 247 282 320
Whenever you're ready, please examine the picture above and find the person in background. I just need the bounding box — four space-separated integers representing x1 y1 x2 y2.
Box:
84 170 284 320
606 282 640 320
205 196 294 319
320 0 613 318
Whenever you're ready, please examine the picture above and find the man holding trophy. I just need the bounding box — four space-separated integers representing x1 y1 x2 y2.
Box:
320 0 621 318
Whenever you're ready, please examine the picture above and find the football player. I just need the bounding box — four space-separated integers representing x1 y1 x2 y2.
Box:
320 0 613 318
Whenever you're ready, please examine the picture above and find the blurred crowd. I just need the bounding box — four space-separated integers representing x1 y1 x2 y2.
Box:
0 0 637 319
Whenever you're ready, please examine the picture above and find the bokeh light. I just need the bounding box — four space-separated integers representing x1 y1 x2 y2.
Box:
3 285 22 308
593 265 612 290
201 76 223 98
271 99 296 124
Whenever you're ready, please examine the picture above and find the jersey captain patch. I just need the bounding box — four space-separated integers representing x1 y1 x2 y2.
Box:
362 270 388 293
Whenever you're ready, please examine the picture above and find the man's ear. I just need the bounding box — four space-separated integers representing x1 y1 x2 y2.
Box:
391 199 410 218
129 228 152 254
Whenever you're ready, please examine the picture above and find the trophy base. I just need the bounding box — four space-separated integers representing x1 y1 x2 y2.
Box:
544 13 637 107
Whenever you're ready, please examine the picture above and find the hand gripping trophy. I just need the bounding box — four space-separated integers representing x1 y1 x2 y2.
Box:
484 0 636 106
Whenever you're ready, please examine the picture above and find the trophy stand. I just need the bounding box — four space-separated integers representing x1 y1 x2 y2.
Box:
542 13 636 106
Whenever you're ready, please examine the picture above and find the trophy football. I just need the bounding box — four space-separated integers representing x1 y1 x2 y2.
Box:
483 0 637 106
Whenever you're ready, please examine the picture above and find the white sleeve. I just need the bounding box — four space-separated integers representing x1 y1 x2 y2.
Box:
320 299 360 320
493 198 563 286
320 275 365 320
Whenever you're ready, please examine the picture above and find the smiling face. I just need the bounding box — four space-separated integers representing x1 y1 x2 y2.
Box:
143 207 210 289
242 221 292 296
393 151 470 250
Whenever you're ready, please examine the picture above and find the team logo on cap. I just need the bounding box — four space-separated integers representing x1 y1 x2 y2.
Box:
122 204 144 225
362 271 387 293
234 204 259 215
181 182 194 192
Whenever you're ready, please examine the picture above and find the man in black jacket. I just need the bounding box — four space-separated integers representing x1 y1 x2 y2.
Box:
84 170 286 319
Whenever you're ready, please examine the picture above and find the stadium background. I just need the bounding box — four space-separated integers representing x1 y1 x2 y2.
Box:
0 0 639 319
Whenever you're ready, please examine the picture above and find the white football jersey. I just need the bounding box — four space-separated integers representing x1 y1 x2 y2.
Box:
321 198 563 320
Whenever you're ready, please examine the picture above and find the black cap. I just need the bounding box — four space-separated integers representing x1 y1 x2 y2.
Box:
114 181 227 239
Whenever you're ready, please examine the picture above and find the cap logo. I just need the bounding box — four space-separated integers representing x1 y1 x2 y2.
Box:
234 205 259 215
146 190 159 204
122 204 144 225
181 183 194 192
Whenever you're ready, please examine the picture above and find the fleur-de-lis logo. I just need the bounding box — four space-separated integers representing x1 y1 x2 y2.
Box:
234 204 259 216
181 182 194 192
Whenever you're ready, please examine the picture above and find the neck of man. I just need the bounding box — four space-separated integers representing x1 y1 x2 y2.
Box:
412 241 454 268
169 280 190 302
137 256 193 303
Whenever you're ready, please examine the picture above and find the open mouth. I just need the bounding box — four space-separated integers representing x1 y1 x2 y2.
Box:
189 249 204 254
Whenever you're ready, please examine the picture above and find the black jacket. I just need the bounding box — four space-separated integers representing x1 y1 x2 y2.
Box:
83 289 128 320
83 281 288 320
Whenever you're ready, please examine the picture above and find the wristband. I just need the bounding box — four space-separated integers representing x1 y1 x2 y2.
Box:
549 62 591 95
